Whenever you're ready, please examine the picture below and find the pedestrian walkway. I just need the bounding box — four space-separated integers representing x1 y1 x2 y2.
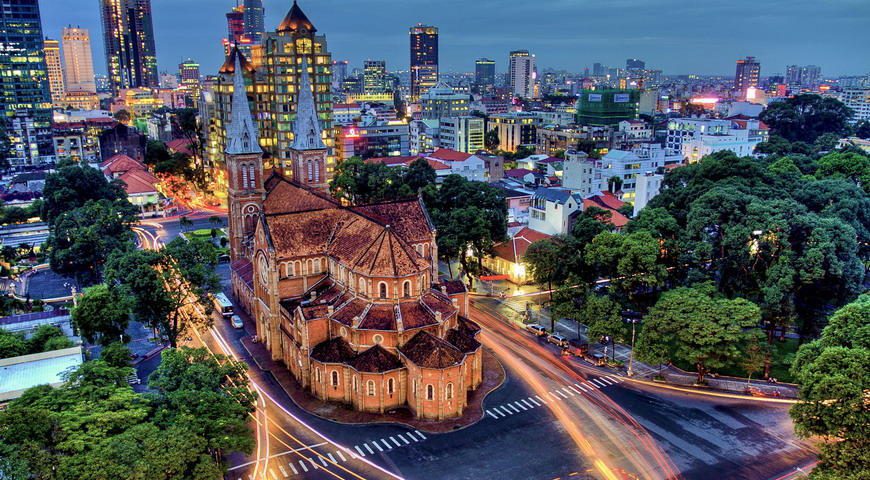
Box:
484 374 625 420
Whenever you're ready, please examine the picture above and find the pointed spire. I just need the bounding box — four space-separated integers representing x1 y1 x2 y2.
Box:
291 57 326 151
226 54 262 155
277 0 316 33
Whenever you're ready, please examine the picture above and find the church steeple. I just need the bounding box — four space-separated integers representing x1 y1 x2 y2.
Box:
291 57 326 151
226 54 262 155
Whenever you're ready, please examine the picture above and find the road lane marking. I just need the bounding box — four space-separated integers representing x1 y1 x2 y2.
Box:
364 443 375 454
337 450 347 462
609 375 623 383
584 381 598 389
568 385 584 395
520 399 535 409
390 436 402 447
495 406 512 416
507 403 521 413
599 377 615 385
308 457 319 469
298 460 308 472
327 453 336 463
380 439 393 450
574 383 587 392
319 456 328 467
549 391 561 400
487 409 499 419
591 379 606 387
561 387 576 396
528 397 542 406
289 463 298 475
397 434 411 444
269 470 278 479
405 431 419 441
415 430 427 440
278 465 288 477
513 401 529 411
534 395 547 404
556 390 569 399
356 446 366 456
372 441 384 452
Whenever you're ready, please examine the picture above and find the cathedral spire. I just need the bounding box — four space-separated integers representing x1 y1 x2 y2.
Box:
226 54 262 155
291 57 326 151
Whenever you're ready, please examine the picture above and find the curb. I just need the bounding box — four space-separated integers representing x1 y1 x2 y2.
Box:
621 377 798 404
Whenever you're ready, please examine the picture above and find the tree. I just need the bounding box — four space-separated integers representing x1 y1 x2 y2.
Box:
759 94 852 143
485 129 500 152
178 215 193 232
854 120 870 139
106 238 219 347
790 296 869 479
635 285 762 383
47 199 137 285
208 215 223 228
524 239 563 330
813 132 840 152
815 151 870 194
405 158 436 191
41 164 132 223
71 284 131 345
328 157 412 204
579 291 626 343
0 329 27 359
26 325 72 354
100 341 133 368
114 109 132 125
607 176 623 193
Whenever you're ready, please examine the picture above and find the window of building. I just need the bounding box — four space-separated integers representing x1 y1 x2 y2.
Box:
358 277 366 295
379 282 388 299
331 370 339 387
367 380 375 396
387 378 395 395
426 384 434 401
315 368 321 383
446 382 453 400
402 280 411 297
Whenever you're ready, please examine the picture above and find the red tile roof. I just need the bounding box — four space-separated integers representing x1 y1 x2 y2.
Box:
491 227 552 263
231 259 253 288
504 168 533 179
310 337 355 364
427 148 472 162
117 169 159 194
399 331 464 368
349 345 403 373
102 154 144 176
166 138 194 156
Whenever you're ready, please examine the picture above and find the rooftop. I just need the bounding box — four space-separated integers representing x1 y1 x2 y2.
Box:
0 347 83 402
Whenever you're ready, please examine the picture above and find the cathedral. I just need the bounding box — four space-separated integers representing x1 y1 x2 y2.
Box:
224 51 485 420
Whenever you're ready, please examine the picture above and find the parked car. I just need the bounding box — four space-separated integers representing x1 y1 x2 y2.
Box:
567 339 589 357
547 333 569 348
526 324 547 336
230 314 244 329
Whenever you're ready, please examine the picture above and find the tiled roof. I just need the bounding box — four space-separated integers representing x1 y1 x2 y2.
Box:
100 153 137 168
491 227 552 263
365 155 421 166
231 259 253 288
264 176 338 215
349 345 403 373
504 168 533 179
351 198 434 245
538 157 562 164
331 298 367 326
166 138 193 156
348 226 429 277
311 337 355 364
445 328 480 353
435 280 466 295
427 148 472 162
399 331 464 369
399 301 438 330
358 304 396 330
117 169 159 194
420 292 455 318
102 155 144 175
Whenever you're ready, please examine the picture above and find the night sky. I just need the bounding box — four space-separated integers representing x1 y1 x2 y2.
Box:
40 0 870 78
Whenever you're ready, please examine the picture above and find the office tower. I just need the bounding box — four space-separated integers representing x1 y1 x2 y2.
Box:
332 60 348 90
0 0 53 165
734 56 761 92
626 58 645 71
61 27 96 93
179 59 201 88
44 39 65 104
260 0 333 173
786 64 821 90
474 58 496 92
410 24 438 99
363 60 388 94
226 5 245 45
99 0 159 94
592 63 606 77
243 0 265 44
509 50 536 99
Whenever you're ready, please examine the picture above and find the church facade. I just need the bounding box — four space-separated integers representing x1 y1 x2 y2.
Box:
224 50 484 420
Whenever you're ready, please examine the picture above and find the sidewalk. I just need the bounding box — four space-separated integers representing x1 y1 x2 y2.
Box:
485 296 799 399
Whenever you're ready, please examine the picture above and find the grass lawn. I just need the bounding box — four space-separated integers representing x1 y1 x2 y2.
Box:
675 337 800 383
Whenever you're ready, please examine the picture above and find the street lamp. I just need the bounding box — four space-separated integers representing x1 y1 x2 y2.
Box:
624 317 642 377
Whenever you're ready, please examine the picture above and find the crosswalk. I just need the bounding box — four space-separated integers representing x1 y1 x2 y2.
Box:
485 375 625 420
235 430 428 479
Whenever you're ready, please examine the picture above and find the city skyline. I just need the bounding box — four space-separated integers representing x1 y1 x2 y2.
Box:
39 0 870 78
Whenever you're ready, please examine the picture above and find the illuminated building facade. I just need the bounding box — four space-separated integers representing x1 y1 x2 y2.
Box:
99 0 159 94
364 60 388 95
62 27 97 94
243 0 265 44
420 82 469 120
474 58 495 93
410 24 438 99
509 50 536 99
575 89 640 126
487 112 540 152
734 56 761 93
44 39 65 104
0 0 54 165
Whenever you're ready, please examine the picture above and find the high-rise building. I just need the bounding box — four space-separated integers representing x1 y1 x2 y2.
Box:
592 63 606 77
226 5 245 45
332 60 348 90
785 64 821 90
258 0 333 174
626 58 645 71
363 60 388 95
99 0 159 94
243 0 265 44
734 56 761 92
420 82 469 120
44 39 65 104
409 24 438 99
179 59 201 88
0 0 53 165
575 89 640 126
474 58 496 92
61 27 97 94
509 50 536 99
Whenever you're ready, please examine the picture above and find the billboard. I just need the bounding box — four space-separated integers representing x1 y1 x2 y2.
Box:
588 93 602 102
613 93 631 103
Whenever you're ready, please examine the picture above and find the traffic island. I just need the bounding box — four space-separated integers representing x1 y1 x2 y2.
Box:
241 336 506 434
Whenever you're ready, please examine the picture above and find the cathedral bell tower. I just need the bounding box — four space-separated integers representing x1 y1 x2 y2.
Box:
289 57 329 189
225 52 265 261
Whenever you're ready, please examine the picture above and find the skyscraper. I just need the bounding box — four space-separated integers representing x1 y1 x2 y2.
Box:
786 64 822 90
734 56 761 92
0 0 53 165
99 0 159 94
474 58 496 92
179 59 201 88
44 39 65 104
409 24 438 99
62 27 97 94
626 58 645 71
509 50 536 99
363 60 388 95
243 0 265 44
332 60 348 90
226 5 245 45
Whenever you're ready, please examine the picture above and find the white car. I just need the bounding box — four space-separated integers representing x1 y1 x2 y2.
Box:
547 333 569 348
230 314 244 329
526 324 547 336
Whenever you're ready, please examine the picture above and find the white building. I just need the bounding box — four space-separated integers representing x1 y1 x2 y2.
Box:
410 119 439 154
838 88 870 123
598 143 679 202
633 172 664 216
332 103 361 125
424 149 487 182
667 117 767 161
528 187 582 236
562 150 605 197
438 116 485 153
419 82 470 120
509 50 536 99
618 119 652 141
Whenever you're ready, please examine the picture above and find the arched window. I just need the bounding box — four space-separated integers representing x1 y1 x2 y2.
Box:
241 163 249 188
402 280 411 297
426 384 434 401
315 368 321 383
446 383 454 400
387 378 395 395
331 370 339 387
379 282 388 299
358 277 366 295
367 380 375 396
352 376 358 392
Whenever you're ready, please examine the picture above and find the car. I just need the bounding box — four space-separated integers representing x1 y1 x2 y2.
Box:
526 324 547 336
547 333 569 348
230 314 244 329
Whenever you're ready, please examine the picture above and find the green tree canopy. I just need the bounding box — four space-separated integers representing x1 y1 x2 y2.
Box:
72 284 132 345
759 94 852 143
41 164 132 223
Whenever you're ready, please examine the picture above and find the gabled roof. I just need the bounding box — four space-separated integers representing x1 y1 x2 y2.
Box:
533 187 574 205
491 227 551 263
100 153 138 168
277 0 317 33
310 337 355 364
445 328 481 353
349 345 403 373
166 138 193 156
504 168 533 179
348 226 429 277
117 169 159 194
399 330 464 369
427 148 473 162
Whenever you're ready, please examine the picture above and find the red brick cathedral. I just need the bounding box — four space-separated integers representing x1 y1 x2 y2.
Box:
224 54 484 420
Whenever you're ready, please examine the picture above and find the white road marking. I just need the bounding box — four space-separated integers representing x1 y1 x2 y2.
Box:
380 439 393 450
269 470 278 480
289 463 298 475
556 390 569 399
494 406 511 416
337 450 347 462
298 460 308 472
356 445 366 456
398 434 411 444
561 387 576 396
599 377 615 385
529 397 542 406
608 375 623 383
390 436 402 447
372 441 384 452
415 430 427 440
585 381 598 389
278 465 288 478
568 385 584 395
513 401 528 411
591 379 606 388
327 453 336 463
549 391 561 400
308 457 319 469
319 456 328 467
535 395 547 404
364 443 376 454
574 383 587 392
487 409 499 419
506 403 521 414
520 399 535 409
405 431 419 441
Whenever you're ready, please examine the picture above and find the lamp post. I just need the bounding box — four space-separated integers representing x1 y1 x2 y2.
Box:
625 317 641 377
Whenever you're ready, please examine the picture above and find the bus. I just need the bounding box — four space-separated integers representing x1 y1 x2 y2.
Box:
213 292 234 317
